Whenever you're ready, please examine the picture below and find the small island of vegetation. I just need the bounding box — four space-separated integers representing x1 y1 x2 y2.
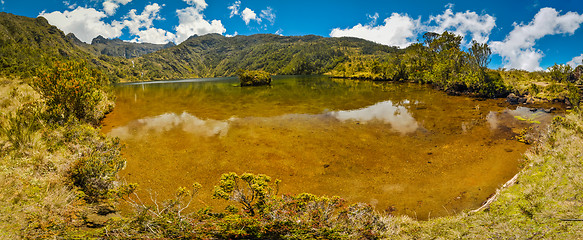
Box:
238 69 272 86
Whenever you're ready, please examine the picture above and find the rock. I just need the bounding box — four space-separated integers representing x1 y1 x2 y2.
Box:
543 107 556 113
525 97 535 104
507 93 519 104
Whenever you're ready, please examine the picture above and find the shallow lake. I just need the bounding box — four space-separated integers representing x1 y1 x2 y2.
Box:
102 76 560 219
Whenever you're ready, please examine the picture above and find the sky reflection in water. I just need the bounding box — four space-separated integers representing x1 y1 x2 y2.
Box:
109 100 419 139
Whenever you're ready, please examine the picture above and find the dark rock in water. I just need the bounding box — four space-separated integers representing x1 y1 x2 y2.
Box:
530 108 537 112
543 107 556 113
507 93 519 104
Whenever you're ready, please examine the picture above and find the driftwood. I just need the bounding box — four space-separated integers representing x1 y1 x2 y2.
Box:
470 171 521 213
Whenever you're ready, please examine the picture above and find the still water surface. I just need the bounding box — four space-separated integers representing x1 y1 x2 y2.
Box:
102 76 559 219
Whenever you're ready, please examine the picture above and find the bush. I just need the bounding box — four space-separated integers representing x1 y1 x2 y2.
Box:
213 172 280 216
68 131 126 203
31 61 109 124
0 102 43 151
237 69 272 86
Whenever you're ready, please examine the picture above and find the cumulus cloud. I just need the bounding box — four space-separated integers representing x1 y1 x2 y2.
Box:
173 0 226 43
174 5 226 43
228 2 274 26
330 7 495 48
330 13 421 48
427 8 496 44
40 0 225 44
567 54 583 68
228 1 241 18
260 7 276 25
184 0 208 10
490 8 583 71
102 0 133 16
39 7 124 43
123 3 176 44
241 7 261 25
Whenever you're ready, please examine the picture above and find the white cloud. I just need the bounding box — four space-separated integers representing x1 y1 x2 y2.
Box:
241 7 260 25
260 7 276 25
122 3 177 44
275 29 283 35
567 54 583 68
490 7 583 71
123 3 162 35
367 13 379 25
330 13 421 48
174 6 226 43
184 0 208 11
229 2 273 26
39 7 124 43
228 1 241 18
427 8 496 44
225 31 238 37
102 0 133 16
40 1 225 44
330 7 495 48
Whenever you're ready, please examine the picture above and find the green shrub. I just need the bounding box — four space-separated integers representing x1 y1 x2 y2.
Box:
0 101 44 151
68 134 125 203
31 61 109 124
237 69 272 86
213 172 280 216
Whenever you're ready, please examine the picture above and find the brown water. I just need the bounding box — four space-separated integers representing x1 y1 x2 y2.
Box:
102 76 560 219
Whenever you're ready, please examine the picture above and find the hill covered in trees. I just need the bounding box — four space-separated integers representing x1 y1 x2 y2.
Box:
131 33 401 80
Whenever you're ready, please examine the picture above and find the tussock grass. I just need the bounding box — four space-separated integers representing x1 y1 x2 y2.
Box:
0 76 122 239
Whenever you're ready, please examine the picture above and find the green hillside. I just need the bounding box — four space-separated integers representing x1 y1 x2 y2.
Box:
133 33 401 80
0 12 92 77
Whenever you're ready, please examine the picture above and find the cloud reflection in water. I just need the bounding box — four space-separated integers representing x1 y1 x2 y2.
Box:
327 100 419 134
109 112 231 139
109 100 419 139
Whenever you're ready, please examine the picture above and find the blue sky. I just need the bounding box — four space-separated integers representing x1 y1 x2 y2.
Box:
1 0 583 71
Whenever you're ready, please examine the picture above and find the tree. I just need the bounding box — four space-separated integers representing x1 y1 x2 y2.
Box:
469 41 492 69
548 63 573 82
